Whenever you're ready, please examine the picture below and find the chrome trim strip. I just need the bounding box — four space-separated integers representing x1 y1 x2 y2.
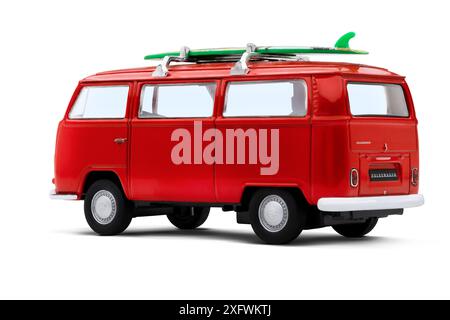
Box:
49 189 78 200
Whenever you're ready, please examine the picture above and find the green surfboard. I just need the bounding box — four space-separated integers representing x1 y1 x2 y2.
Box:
144 32 367 60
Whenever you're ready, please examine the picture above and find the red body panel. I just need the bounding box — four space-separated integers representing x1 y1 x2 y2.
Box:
345 78 419 197
53 61 420 205
214 76 312 203
54 82 133 197
130 118 216 202
310 75 356 203
55 119 129 194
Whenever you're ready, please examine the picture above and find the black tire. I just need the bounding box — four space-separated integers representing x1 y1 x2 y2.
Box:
332 218 378 238
84 179 132 235
249 189 305 244
167 207 210 229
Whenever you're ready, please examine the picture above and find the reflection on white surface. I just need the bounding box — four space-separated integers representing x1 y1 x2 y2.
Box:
224 80 307 117
348 83 408 117
140 83 216 118
69 86 129 119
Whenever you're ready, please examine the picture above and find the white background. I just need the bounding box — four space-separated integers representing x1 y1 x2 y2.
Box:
0 0 448 299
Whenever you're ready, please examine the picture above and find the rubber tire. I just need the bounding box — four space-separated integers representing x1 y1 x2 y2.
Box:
167 207 210 229
249 189 304 244
84 180 132 235
332 218 378 238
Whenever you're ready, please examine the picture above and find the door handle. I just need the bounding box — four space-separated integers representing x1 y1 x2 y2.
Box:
114 138 128 144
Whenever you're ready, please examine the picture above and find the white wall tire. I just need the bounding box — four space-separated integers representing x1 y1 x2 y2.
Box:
91 190 117 225
249 189 304 244
258 195 289 232
84 180 132 235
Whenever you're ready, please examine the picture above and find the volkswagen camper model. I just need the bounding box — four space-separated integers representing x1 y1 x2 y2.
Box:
51 33 424 244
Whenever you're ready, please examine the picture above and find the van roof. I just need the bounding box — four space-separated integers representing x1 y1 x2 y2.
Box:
82 61 402 82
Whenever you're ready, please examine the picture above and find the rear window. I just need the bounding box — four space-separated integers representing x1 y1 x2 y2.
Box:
69 86 129 119
347 83 409 117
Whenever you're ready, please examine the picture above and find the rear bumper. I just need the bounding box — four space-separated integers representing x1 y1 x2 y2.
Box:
317 194 424 212
49 189 78 200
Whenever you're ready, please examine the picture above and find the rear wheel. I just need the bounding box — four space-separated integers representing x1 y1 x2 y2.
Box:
84 180 132 235
332 218 378 238
167 207 210 229
249 189 304 244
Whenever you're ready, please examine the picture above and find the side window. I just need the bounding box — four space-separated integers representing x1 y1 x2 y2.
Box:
347 83 409 117
139 83 216 118
69 86 129 119
223 80 308 117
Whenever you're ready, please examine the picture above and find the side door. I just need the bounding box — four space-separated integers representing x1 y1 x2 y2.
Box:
214 77 312 203
57 83 132 195
129 80 219 202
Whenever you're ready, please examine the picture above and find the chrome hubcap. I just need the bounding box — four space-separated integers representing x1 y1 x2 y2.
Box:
91 190 117 225
258 195 288 232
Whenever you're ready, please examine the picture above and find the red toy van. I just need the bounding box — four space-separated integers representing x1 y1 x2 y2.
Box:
51 34 424 244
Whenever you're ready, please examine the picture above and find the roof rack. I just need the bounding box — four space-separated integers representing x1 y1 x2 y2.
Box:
152 46 191 77
148 32 368 77
229 43 310 75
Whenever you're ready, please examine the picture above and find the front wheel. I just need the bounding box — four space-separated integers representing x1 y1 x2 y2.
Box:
84 180 132 235
167 207 210 229
249 189 304 244
332 218 378 238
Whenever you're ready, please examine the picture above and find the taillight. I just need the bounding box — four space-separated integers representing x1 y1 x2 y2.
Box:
411 168 419 186
350 168 359 188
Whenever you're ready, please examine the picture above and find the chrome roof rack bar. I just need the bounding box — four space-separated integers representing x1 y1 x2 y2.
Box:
229 44 309 75
152 44 310 76
152 46 190 77
230 43 257 75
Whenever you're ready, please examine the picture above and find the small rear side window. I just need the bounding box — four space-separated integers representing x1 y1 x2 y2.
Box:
347 83 409 117
69 86 129 119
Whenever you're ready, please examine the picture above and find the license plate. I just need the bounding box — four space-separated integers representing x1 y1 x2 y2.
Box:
369 169 398 181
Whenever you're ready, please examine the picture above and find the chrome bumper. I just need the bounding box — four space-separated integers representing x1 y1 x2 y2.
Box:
49 189 78 200
317 194 424 212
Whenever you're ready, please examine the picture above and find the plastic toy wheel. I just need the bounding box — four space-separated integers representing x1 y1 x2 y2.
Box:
249 189 304 244
167 207 210 229
332 218 378 238
84 180 132 235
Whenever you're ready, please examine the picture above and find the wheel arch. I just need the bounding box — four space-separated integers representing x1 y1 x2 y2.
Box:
79 170 129 200
239 186 310 211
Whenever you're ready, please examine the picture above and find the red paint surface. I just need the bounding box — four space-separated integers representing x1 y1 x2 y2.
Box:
53 61 419 204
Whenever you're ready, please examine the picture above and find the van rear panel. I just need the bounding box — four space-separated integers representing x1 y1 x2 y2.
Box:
347 80 419 197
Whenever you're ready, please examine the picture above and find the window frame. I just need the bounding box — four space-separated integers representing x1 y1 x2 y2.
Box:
222 79 309 118
137 81 218 119
346 81 410 119
66 82 132 121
